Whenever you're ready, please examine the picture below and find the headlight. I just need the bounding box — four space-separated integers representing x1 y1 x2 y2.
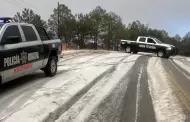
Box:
166 47 172 50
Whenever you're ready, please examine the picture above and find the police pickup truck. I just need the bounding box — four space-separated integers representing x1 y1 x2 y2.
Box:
0 17 61 87
120 36 177 58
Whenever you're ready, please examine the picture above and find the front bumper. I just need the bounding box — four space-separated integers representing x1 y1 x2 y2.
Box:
166 47 178 56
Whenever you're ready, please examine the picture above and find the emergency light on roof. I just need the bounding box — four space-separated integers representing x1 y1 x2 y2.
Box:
0 17 13 23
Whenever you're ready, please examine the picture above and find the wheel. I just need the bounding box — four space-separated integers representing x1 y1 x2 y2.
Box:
44 56 57 77
164 55 170 59
125 46 131 53
157 50 165 58
133 51 138 54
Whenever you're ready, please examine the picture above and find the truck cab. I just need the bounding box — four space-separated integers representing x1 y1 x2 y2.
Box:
136 36 163 52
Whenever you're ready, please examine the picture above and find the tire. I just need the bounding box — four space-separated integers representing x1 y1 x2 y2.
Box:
44 56 57 77
164 55 170 59
157 50 165 58
125 46 131 53
133 51 138 54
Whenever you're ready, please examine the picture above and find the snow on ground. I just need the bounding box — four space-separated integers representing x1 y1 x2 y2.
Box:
61 50 107 57
61 50 88 55
134 66 143 122
171 55 190 62
147 57 186 122
57 55 138 122
172 59 190 76
0 51 126 121
55 55 140 122
58 52 125 71
0 53 106 121
171 56 190 77
3 52 132 122
2 51 189 122
186 57 190 62
3 67 113 122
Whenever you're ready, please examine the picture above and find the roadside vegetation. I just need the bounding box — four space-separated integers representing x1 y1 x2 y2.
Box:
13 4 190 56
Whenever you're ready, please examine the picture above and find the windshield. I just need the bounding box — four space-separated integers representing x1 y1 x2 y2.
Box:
154 38 162 44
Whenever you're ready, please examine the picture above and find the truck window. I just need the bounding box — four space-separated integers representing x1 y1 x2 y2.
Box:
35 27 50 41
139 38 146 42
147 38 156 44
21 25 38 41
1 25 22 42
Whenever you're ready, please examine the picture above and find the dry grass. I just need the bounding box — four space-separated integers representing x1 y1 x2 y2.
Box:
61 43 78 51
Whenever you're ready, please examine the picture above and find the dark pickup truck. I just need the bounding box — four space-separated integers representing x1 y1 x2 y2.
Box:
0 17 62 86
120 36 177 58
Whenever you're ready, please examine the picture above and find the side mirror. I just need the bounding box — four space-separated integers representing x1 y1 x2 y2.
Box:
1 36 20 45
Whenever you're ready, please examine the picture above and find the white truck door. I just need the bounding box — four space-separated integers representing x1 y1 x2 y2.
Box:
137 37 147 51
19 25 44 72
0 25 25 83
146 38 157 52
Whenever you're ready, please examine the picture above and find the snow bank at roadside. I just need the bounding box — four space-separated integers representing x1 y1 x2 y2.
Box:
147 57 186 122
61 50 107 56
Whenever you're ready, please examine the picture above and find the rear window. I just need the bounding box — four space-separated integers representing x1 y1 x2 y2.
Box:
139 38 146 42
147 38 156 43
21 25 38 41
36 27 50 41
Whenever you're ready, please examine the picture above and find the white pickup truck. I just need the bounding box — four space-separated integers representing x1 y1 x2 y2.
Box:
120 36 177 58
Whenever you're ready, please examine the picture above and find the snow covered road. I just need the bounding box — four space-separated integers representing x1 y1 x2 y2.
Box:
0 50 190 122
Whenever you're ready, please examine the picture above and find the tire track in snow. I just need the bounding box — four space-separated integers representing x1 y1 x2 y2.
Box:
43 54 130 122
55 55 140 122
58 52 129 72
148 57 187 122
0 52 112 121
173 57 190 66
182 58 190 65
171 58 190 78
134 66 142 122
2 60 121 121
0 52 106 121
161 59 190 121
120 56 156 122
55 67 115 122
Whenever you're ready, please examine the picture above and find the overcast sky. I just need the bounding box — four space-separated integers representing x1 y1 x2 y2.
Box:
1 0 190 36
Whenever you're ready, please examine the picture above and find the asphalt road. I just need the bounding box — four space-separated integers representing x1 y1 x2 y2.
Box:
0 51 190 122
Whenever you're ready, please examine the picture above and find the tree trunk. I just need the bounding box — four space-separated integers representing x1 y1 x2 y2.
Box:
94 35 98 49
